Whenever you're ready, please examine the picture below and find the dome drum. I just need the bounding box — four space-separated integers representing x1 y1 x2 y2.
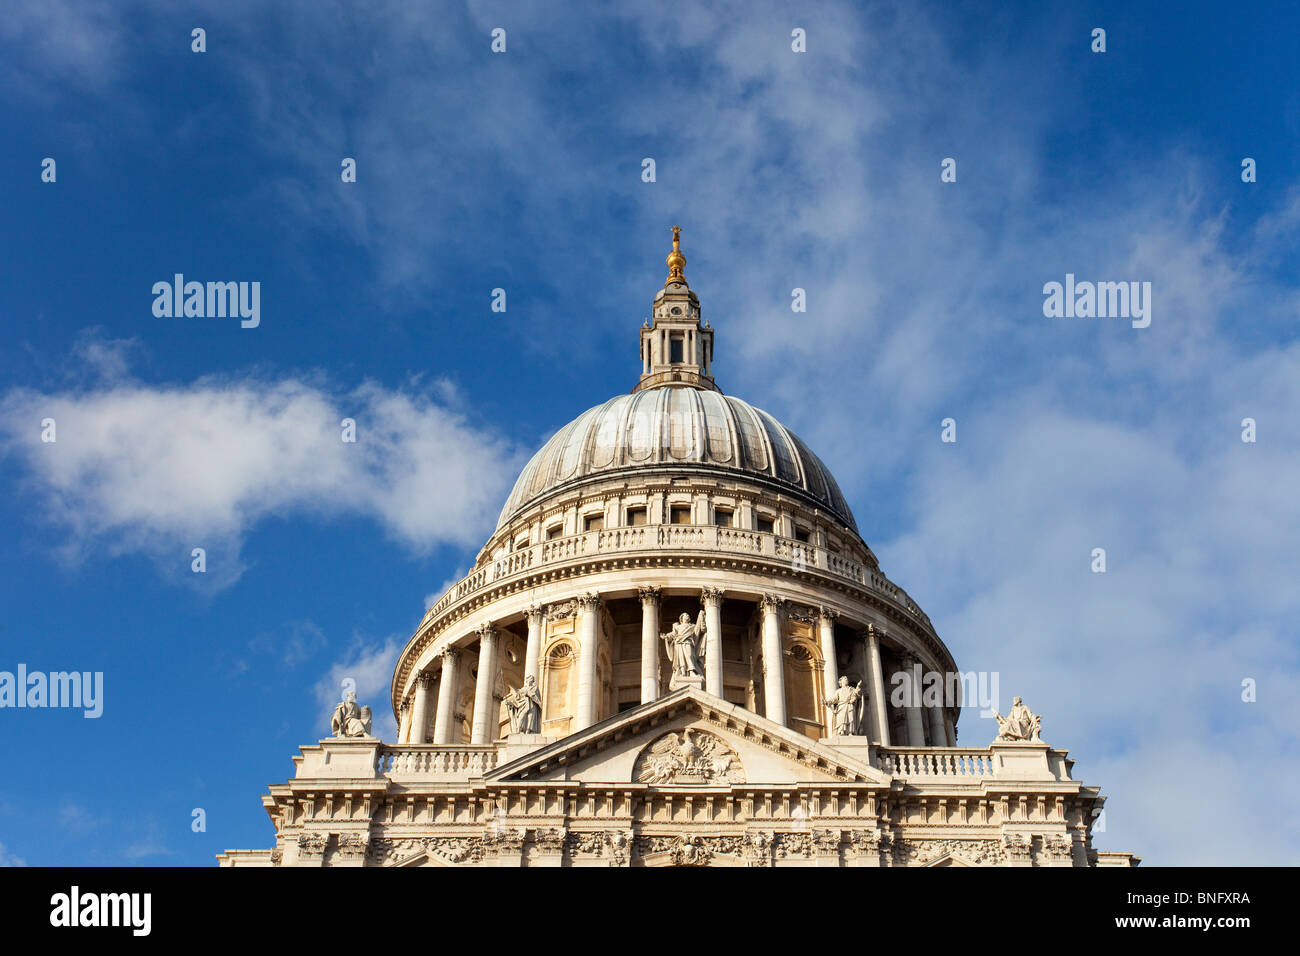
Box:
396 566 957 750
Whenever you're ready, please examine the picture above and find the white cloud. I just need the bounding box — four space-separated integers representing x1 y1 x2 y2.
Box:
1 372 519 585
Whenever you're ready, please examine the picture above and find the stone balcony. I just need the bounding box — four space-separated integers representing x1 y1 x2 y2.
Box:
287 739 1074 787
875 744 1075 782
419 525 935 635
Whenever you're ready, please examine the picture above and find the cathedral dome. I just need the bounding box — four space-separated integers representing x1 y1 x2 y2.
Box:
223 226 1133 872
497 388 858 532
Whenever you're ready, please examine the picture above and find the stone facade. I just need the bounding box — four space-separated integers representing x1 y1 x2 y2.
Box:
219 230 1138 868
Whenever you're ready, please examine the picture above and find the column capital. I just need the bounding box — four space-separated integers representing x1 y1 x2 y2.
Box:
760 593 786 613
476 622 498 644
637 585 662 605
399 698 410 713
416 671 436 687
439 647 461 665
864 622 885 644
578 592 602 611
817 605 839 624
898 649 920 668
700 586 725 607
525 604 547 626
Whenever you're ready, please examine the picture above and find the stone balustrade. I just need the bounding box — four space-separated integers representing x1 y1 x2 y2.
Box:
373 742 1054 784
377 745 498 778
421 526 933 632
875 747 995 779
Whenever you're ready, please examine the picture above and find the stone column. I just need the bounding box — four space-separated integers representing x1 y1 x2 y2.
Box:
397 697 412 744
760 594 787 725
471 624 499 745
944 711 957 746
432 649 460 745
817 606 840 708
702 587 725 697
576 593 601 730
899 653 927 746
524 605 546 687
638 586 662 704
864 625 890 746
409 673 434 745
927 672 947 747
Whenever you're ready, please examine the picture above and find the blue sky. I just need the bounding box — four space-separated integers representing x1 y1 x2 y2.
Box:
1 0 1297 866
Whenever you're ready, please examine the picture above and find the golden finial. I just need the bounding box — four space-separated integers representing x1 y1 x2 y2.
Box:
665 225 687 287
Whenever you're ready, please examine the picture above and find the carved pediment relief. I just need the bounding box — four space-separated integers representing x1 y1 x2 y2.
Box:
633 728 745 785
487 687 891 787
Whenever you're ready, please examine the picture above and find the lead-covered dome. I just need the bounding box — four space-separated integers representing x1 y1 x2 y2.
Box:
497 387 857 532
497 227 858 535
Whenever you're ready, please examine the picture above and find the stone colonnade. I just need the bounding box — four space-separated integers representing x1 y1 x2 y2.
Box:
401 588 956 747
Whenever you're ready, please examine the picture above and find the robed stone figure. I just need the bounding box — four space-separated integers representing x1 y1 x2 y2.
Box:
993 696 1042 742
662 610 707 679
505 674 542 734
331 691 373 738
823 676 864 736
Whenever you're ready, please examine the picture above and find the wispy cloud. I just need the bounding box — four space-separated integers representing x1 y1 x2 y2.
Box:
0 843 26 867
123 820 174 861
1 365 518 586
248 620 328 669
57 802 101 837
883 387 1300 863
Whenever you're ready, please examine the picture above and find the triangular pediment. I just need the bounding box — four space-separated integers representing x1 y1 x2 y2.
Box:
487 688 891 786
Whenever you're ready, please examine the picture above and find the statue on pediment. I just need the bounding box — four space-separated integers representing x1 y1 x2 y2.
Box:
504 675 542 734
993 696 1042 742
331 691 373 738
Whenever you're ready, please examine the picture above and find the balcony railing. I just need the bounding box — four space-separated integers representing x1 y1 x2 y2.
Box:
875 747 995 779
374 743 1000 782
377 745 498 778
421 526 933 632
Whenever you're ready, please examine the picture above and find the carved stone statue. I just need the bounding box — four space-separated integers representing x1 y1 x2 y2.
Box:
504 674 542 735
993 696 1042 742
823 676 865 736
331 691 373 738
661 610 707 678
